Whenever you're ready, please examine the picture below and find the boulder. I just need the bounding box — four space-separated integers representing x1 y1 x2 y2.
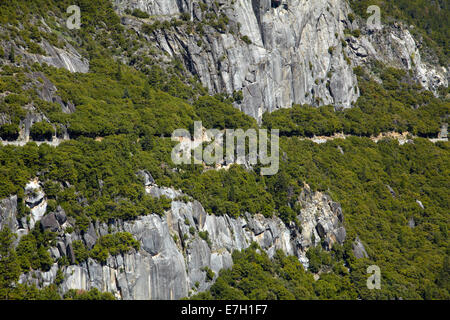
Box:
40 213 60 232
408 217 416 229
192 200 207 229
330 202 344 222
245 212 266 235
334 227 347 244
136 170 155 186
55 206 67 224
352 237 368 259
0 195 18 232
83 223 97 249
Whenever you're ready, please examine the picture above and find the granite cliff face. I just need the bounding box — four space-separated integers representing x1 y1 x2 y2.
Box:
1 178 345 300
0 179 49 243
116 0 360 120
114 0 447 121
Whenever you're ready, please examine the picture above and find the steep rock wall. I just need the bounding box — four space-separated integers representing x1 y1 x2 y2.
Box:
116 0 360 120
114 0 447 121
2 180 346 300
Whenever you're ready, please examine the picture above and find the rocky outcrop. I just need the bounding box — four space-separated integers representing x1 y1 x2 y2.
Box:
23 179 47 231
346 22 448 93
0 108 69 147
0 9 89 74
352 236 368 259
136 170 156 187
2 1 444 123
0 178 48 238
0 38 88 74
114 0 446 122
408 217 416 229
14 180 346 300
1 1 445 123
26 72 76 114
40 212 61 232
438 123 448 140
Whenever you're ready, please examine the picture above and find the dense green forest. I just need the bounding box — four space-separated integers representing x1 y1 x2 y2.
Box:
0 0 448 300
191 242 449 300
188 136 449 299
263 66 449 138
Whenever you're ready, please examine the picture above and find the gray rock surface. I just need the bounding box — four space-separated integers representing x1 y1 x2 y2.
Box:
117 0 360 121
13 180 346 300
27 72 76 115
0 195 19 233
19 41 89 74
19 263 59 289
114 0 447 121
83 223 98 249
0 71 72 146
438 123 448 139
352 236 368 259
137 170 155 186
66 242 76 265
40 213 60 232
416 200 424 210
0 0 445 126
55 206 67 225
